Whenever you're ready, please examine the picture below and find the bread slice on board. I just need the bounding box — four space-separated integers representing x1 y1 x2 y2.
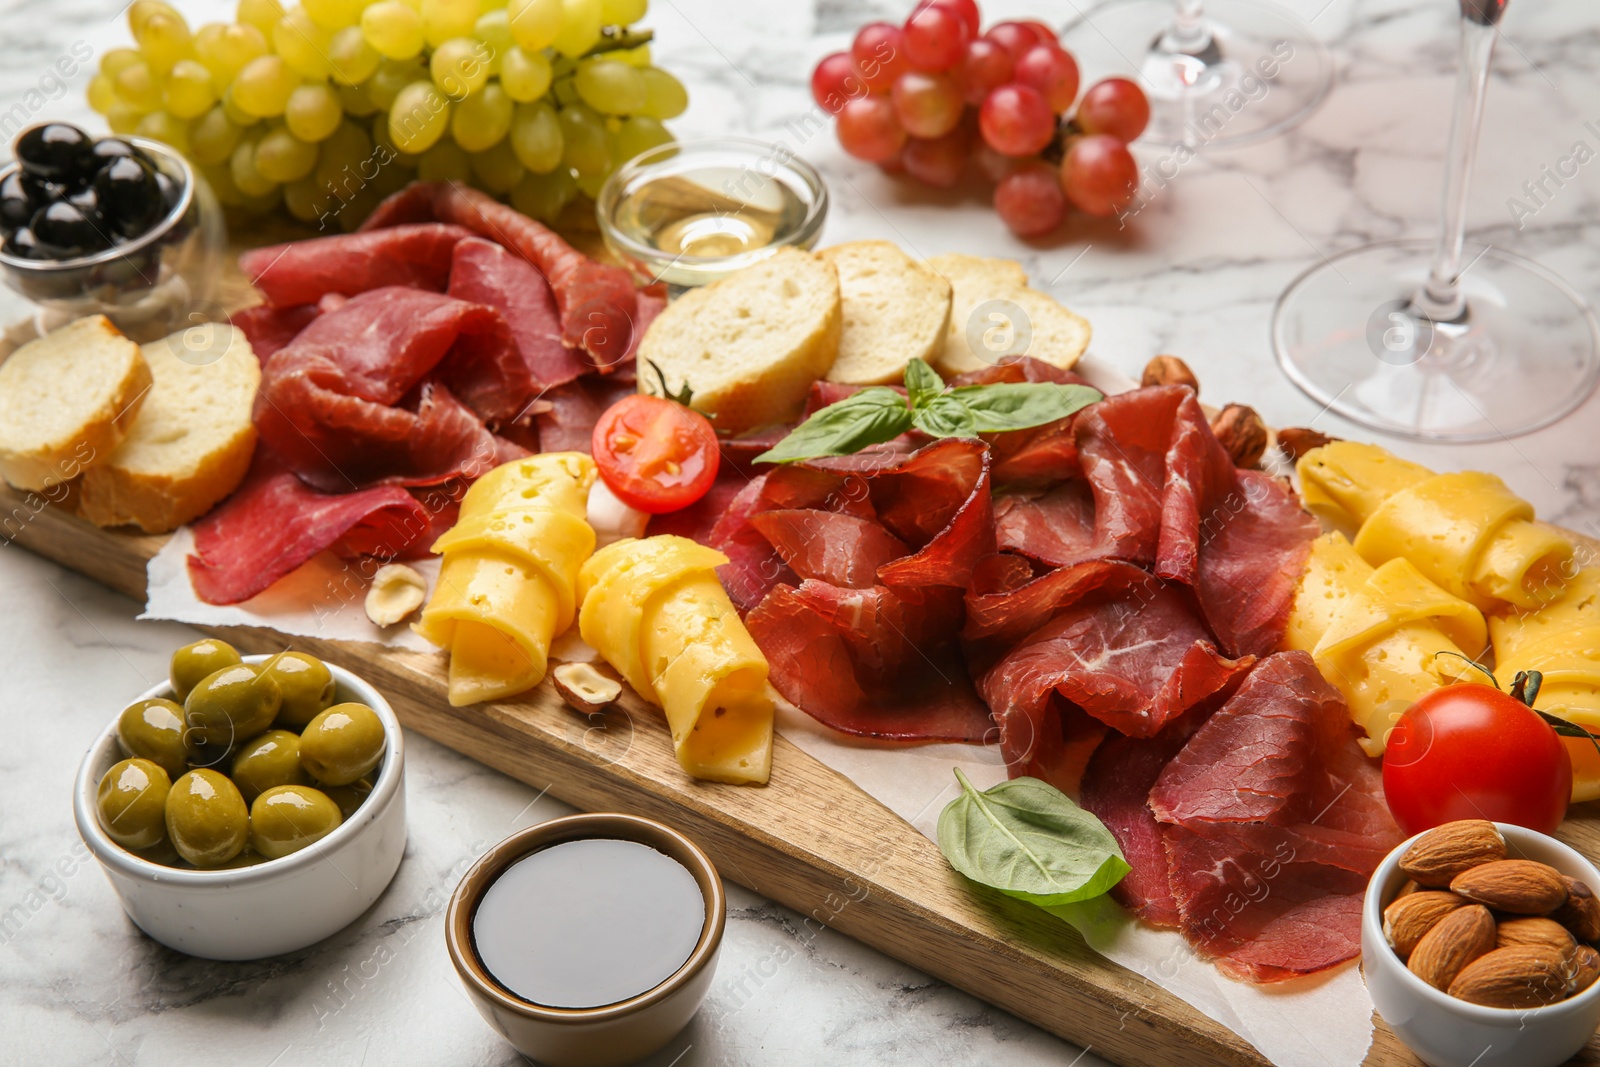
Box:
637 246 840 433
0 314 152 493
820 241 951 385
926 253 1091 377
78 324 260 533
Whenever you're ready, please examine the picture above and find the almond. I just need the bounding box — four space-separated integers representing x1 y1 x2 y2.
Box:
1385 891 1467 959
1394 879 1421 899
1448 945 1571 1008
1398 821 1507 887
1141 354 1198 392
1408 904 1496 991
1567 945 1600 995
1451 860 1569 915
1496 917 1576 957
1552 877 1600 942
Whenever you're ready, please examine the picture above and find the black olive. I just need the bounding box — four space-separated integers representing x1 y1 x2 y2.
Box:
15 123 96 184
0 171 30 231
94 156 165 239
68 184 100 218
30 200 111 258
3 226 44 259
18 171 65 209
155 169 181 212
89 137 154 171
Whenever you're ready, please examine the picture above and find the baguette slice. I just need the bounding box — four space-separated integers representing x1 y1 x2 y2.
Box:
926 253 1091 377
0 315 151 493
78 324 260 533
820 240 951 385
637 247 840 433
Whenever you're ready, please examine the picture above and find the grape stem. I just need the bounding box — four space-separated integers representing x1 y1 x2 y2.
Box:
585 27 655 57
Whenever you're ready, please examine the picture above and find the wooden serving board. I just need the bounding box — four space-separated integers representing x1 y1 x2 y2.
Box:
8 484 1600 1067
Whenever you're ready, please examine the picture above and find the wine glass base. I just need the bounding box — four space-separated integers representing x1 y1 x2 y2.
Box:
1059 0 1334 148
1272 239 1600 442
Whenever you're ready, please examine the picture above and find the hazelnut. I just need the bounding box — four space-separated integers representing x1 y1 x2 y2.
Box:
1141 354 1199 393
1209 403 1268 469
1276 426 1338 463
364 563 427 627
551 662 623 714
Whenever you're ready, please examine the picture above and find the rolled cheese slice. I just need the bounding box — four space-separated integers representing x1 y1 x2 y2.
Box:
1285 531 1488 756
414 453 596 707
1298 441 1573 612
579 535 773 786
1491 567 1600 801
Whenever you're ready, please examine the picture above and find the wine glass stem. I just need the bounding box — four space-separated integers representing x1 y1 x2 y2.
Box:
1416 6 1501 321
1161 0 1213 56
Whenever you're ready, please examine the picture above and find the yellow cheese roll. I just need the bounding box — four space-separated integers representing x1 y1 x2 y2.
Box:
1285 531 1488 756
579 535 773 786
1298 441 1573 612
414 453 596 707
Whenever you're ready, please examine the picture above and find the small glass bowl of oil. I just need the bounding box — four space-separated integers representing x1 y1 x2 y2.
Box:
597 137 828 290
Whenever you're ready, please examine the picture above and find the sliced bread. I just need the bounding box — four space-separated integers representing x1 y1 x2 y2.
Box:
0 315 151 493
637 246 840 433
926 253 1092 377
78 324 261 533
820 241 952 385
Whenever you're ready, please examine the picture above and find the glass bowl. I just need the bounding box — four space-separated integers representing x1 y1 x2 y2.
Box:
0 137 227 343
596 137 828 291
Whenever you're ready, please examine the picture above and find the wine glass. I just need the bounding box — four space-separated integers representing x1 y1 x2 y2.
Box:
1272 0 1600 441
1057 0 1334 148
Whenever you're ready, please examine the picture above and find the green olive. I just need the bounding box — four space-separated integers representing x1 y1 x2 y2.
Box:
249 785 343 859
183 663 281 753
298 703 385 786
320 777 373 820
210 847 266 870
165 769 249 867
230 730 311 806
261 651 336 729
115 697 188 779
170 639 242 703
97 758 172 850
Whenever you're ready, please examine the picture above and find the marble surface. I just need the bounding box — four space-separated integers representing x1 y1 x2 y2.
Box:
2 0 1599 1064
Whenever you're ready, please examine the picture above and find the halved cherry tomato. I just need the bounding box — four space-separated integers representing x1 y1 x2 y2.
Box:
591 394 720 514
1382 682 1572 836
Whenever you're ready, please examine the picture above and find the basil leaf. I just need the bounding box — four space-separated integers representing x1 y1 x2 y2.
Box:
755 387 913 463
912 393 978 438
948 382 1103 433
904 357 944 408
937 768 1130 907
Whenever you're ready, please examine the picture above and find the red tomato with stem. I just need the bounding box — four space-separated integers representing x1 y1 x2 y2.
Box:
591 394 720 514
1382 682 1572 836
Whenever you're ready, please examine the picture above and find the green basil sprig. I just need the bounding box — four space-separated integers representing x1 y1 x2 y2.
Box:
936 768 1130 907
755 359 1101 464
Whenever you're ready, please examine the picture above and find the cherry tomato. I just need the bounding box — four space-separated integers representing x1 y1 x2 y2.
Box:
1382 683 1571 836
591 394 720 514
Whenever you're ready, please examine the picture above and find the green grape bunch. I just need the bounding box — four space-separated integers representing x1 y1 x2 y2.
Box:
89 0 687 230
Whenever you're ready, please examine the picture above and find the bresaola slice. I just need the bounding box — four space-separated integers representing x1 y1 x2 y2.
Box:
254 287 526 491
188 451 434 605
240 223 474 307
447 236 586 392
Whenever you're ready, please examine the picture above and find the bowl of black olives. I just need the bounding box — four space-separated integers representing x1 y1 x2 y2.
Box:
72 643 407 961
0 124 224 341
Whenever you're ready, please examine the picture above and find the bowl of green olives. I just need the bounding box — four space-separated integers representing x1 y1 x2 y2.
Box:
72 641 406 961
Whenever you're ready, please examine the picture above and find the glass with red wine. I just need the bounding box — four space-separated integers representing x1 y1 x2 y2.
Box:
1271 0 1599 440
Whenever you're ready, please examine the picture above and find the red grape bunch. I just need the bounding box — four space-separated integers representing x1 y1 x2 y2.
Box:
811 0 1150 236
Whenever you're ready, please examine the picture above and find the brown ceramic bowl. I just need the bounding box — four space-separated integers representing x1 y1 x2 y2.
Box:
445 813 725 1067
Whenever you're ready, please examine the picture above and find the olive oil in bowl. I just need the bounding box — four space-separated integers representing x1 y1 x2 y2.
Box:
598 138 829 290
472 837 706 1009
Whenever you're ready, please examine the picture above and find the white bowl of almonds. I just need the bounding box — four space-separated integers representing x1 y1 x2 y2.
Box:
1363 820 1600 1067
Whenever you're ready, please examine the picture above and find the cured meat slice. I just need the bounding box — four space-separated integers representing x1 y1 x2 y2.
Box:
240 223 473 307
188 451 433 605
532 375 636 453
994 482 1098 568
708 474 797 612
447 236 585 392
613 285 666 380
750 509 909 588
747 581 993 742
254 287 523 490
949 356 1092 488
231 303 320 362
425 183 640 368
1080 725 1194 927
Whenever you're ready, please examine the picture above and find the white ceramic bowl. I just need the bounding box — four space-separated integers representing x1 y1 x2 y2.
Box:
1363 822 1600 1067
73 654 407 960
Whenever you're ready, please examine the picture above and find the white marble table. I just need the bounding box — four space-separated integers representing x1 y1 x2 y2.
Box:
2 0 1597 1064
